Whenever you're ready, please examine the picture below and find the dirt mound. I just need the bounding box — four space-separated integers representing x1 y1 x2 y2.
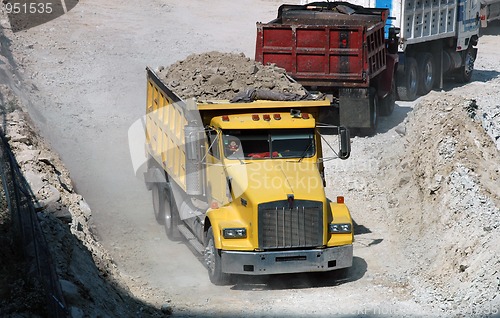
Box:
156 51 308 100
384 91 500 315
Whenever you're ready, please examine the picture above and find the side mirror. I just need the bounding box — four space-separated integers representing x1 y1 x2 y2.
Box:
338 126 351 160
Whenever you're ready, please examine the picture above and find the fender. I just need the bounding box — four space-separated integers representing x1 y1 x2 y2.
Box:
205 205 254 250
328 201 354 246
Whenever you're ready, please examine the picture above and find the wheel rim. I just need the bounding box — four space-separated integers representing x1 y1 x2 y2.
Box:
464 52 475 77
205 238 216 274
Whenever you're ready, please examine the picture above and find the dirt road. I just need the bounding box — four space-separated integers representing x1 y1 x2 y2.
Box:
5 0 500 316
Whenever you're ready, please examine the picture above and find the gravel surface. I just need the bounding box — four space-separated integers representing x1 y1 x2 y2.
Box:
0 1 499 317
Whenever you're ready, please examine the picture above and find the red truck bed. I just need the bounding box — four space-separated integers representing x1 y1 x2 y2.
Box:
255 2 389 88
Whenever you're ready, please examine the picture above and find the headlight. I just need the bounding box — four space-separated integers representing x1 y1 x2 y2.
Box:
329 223 352 234
222 228 247 239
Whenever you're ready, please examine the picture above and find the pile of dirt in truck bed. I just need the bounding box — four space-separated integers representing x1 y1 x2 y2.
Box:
156 51 309 100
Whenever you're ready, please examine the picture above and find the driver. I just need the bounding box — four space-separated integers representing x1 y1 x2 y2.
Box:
225 138 243 159
227 139 239 153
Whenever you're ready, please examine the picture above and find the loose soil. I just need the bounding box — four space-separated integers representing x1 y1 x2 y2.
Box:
158 51 308 100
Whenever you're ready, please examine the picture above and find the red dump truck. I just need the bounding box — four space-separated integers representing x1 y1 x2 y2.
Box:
256 1 398 134
256 0 481 132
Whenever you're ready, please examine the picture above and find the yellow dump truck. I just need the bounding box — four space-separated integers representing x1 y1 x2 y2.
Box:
144 67 353 285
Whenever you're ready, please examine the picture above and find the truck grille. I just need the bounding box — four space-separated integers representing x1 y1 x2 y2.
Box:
258 200 323 250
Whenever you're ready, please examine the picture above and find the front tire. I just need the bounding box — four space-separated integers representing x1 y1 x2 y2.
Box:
455 47 475 83
204 227 231 285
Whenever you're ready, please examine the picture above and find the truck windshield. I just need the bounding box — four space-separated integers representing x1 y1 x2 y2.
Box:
222 129 315 159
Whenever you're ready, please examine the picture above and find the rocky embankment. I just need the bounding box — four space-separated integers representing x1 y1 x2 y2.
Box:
0 81 165 317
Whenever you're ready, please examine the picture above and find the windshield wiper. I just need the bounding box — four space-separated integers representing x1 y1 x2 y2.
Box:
298 139 312 162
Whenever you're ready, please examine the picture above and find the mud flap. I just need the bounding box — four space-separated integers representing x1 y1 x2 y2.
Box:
339 88 371 128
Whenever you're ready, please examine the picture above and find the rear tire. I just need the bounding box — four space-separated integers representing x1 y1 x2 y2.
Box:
204 227 231 285
397 57 419 101
152 184 165 224
163 183 181 240
417 53 435 95
379 77 396 116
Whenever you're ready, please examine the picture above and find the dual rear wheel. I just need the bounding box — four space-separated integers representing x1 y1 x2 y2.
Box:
417 53 435 96
397 55 435 101
397 47 475 101
151 181 180 240
151 175 230 285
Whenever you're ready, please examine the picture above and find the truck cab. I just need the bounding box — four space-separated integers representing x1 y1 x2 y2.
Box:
198 109 353 284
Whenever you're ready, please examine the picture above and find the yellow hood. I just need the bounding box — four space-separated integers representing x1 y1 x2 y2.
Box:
225 160 325 204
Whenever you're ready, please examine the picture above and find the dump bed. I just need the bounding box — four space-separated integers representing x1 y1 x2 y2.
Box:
399 0 460 45
145 67 331 192
255 2 389 88
146 67 196 193
346 0 480 50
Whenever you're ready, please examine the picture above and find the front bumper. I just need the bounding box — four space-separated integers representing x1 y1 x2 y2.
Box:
221 245 353 275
